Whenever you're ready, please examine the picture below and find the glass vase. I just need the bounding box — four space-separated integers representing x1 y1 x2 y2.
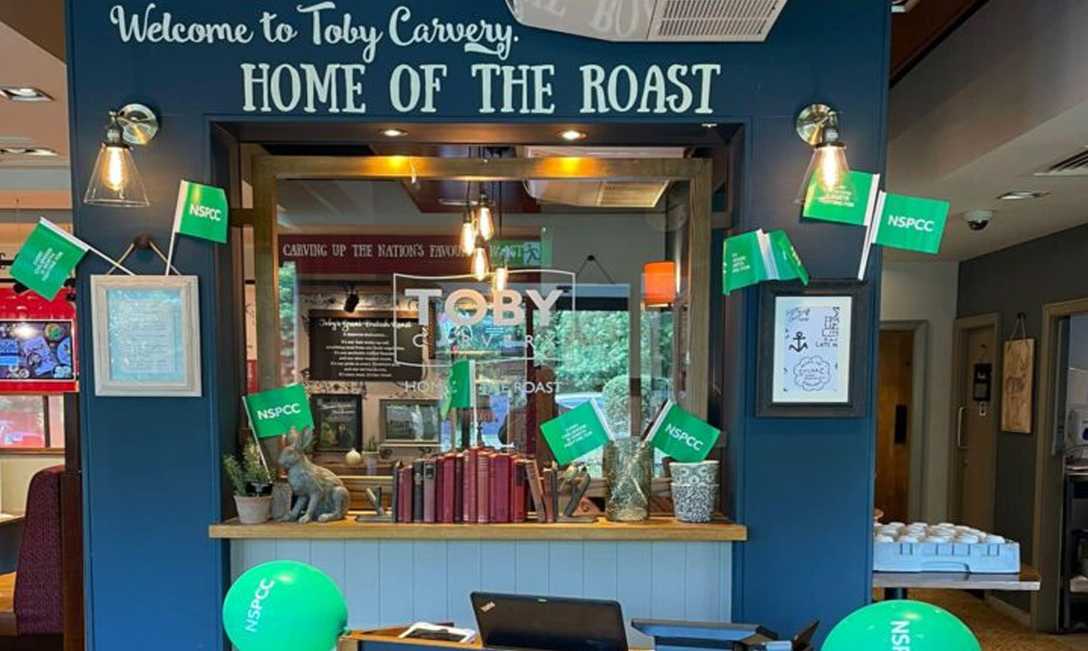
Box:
603 438 652 522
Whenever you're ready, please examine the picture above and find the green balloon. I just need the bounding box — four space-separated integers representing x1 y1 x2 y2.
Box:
824 600 980 651
223 560 348 651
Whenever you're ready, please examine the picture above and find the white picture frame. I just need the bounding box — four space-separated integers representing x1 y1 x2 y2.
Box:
91 275 202 397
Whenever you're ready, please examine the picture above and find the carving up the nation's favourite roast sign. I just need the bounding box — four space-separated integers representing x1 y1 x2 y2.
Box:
107 2 724 116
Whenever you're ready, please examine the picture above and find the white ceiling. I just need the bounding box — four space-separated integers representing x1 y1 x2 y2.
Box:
0 20 70 211
887 0 1088 261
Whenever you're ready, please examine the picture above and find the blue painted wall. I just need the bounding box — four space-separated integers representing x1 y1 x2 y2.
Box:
64 1 888 648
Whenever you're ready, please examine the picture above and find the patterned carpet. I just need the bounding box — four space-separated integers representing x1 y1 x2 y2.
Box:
910 589 1081 651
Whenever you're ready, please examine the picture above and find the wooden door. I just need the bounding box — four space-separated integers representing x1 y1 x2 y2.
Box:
876 330 913 523
956 325 998 531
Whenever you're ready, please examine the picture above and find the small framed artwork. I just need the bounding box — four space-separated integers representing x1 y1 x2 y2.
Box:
380 399 442 446
757 280 870 418
1001 338 1035 434
311 394 362 453
91 275 201 397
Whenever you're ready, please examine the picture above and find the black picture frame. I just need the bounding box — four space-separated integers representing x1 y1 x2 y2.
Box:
310 394 363 453
379 398 442 446
756 280 871 418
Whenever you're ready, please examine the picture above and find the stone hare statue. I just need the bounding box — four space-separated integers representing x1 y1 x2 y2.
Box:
278 427 350 523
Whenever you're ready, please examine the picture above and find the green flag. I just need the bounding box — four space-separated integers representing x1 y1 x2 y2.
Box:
766 230 810 285
244 384 314 439
723 230 768 294
173 180 229 244
724 229 810 294
858 192 950 279
802 171 881 227
440 359 476 419
540 401 612 466
645 400 721 463
11 219 89 300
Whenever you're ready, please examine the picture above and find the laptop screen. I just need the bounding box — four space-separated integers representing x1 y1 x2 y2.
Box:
471 593 628 651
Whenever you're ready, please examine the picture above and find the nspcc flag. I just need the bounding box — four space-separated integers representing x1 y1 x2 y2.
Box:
645 401 721 463
11 219 89 300
802 171 881 227
244 384 314 439
873 193 949 254
540 401 612 466
173 180 229 244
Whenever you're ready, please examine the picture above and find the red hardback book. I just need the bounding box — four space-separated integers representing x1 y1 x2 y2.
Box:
512 459 528 522
440 454 456 523
423 459 437 523
464 448 477 523
526 460 546 522
541 467 555 523
454 453 464 524
397 466 414 523
490 453 512 523
476 452 491 524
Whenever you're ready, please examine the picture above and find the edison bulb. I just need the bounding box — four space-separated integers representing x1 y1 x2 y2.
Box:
471 246 490 281
460 220 477 255
477 204 495 241
103 145 128 192
814 143 848 192
493 265 509 291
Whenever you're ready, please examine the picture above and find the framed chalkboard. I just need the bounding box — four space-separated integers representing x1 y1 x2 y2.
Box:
307 310 425 382
757 280 870 418
311 394 362 453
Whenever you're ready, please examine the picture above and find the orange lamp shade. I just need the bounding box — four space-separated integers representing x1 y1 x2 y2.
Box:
643 261 677 307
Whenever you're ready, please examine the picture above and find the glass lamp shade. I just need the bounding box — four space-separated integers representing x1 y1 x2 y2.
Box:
794 142 849 205
83 142 150 207
642 261 677 307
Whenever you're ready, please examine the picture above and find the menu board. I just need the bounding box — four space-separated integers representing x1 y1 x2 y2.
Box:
0 320 75 381
308 312 424 382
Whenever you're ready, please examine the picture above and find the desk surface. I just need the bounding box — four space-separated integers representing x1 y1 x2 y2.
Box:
211 516 747 542
873 564 1041 591
339 628 653 651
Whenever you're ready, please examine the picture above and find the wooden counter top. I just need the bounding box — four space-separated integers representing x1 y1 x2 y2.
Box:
210 515 747 542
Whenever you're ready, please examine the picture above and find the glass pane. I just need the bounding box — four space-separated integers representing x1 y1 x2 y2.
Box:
0 396 46 449
47 396 65 449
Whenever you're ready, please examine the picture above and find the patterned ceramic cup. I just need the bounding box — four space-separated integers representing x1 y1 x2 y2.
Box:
670 460 719 485
672 482 718 523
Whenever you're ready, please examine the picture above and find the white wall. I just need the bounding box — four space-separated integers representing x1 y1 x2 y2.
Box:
0 454 63 514
880 261 959 522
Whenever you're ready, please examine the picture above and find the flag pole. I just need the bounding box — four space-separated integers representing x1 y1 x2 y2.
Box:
87 245 135 276
164 230 178 276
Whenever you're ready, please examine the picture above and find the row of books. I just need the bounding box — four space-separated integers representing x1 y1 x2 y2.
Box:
391 449 563 524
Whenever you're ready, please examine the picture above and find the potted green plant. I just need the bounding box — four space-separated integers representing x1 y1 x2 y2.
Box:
223 443 274 524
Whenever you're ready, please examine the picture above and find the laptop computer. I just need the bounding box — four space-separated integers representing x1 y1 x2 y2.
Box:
471 592 628 651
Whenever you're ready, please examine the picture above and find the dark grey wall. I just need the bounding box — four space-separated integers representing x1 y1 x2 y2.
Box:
958 222 1088 606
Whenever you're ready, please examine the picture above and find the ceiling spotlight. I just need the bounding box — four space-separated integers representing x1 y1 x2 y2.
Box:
998 190 1048 201
559 129 587 142
343 291 360 313
83 103 158 208
381 128 408 138
794 103 851 204
0 87 52 102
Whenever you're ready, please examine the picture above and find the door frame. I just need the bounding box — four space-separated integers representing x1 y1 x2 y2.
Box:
1032 298 1088 631
947 313 1001 523
880 320 928 521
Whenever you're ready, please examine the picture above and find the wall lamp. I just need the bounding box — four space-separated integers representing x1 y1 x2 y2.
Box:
83 103 159 208
794 103 850 204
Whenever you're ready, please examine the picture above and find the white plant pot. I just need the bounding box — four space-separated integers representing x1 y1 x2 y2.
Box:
234 495 272 525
